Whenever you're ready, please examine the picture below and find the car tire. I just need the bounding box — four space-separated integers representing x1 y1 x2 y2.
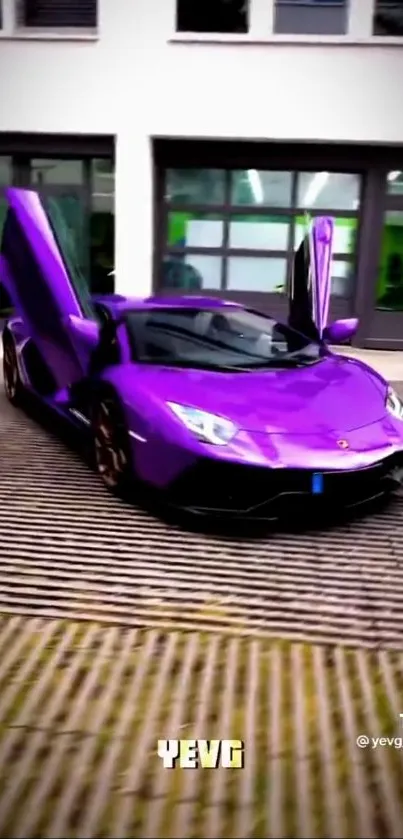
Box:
91 387 134 498
2 331 23 406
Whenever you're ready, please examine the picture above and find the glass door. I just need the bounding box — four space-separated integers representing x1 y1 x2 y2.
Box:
32 185 91 286
368 172 403 349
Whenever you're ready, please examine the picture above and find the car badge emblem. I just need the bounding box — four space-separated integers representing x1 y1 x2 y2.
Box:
337 439 349 450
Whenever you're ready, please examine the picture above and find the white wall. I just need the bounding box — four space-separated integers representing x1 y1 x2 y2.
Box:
0 0 402 296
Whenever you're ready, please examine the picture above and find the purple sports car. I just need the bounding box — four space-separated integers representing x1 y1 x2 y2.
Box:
2 187 403 520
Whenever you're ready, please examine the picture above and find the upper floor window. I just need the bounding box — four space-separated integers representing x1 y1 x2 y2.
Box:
274 0 348 36
17 0 97 29
176 0 248 33
373 1 403 35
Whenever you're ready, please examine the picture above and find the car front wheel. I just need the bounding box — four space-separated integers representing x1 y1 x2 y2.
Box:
91 390 134 497
2 333 22 406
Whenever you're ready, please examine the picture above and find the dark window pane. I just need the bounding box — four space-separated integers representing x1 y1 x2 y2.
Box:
125 306 322 370
387 170 403 196
0 197 12 313
162 255 222 290
167 212 224 248
165 169 226 205
376 211 403 311
229 214 291 249
44 194 93 313
274 0 347 35
373 1 403 35
330 260 354 297
90 158 115 295
227 256 287 292
0 157 12 186
176 0 248 33
0 163 14 312
19 0 97 28
231 170 292 207
297 172 360 210
30 158 84 186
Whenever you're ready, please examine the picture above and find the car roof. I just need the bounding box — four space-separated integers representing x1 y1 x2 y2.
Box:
92 294 242 318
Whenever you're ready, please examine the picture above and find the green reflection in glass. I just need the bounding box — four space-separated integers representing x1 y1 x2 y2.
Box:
376 211 403 311
167 212 224 248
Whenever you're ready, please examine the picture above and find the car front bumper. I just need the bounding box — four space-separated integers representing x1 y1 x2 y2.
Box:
166 452 403 520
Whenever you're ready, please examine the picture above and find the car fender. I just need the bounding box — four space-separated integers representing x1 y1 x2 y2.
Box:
101 365 198 488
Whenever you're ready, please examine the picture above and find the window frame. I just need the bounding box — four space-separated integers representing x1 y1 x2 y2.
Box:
158 168 362 302
0 0 98 38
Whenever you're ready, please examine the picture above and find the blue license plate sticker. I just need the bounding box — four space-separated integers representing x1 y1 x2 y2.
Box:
312 473 324 494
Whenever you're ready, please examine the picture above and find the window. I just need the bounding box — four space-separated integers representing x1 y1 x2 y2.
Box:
227 256 287 292
274 0 348 35
373 1 403 35
125 306 323 371
27 154 115 296
176 0 248 33
0 157 12 187
0 159 13 314
387 170 403 196
296 172 360 211
231 171 292 207
44 195 94 318
90 158 115 294
165 169 226 205
30 159 84 186
18 0 97 29
160 168 361 298
376 212 403 312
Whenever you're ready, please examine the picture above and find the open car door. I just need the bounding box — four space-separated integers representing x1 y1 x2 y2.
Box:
0 187 99 395
287 216 334 342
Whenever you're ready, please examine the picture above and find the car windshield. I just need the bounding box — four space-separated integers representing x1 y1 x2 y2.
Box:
124 307 324 372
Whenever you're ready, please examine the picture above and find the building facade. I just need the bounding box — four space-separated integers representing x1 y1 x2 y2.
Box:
0 0 403 347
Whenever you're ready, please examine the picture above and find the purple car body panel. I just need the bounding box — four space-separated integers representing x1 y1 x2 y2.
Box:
311 216 333 339
2 187 403 515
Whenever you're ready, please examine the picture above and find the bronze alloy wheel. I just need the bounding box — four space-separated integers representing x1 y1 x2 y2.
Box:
3 339 20 404
93 398 129 491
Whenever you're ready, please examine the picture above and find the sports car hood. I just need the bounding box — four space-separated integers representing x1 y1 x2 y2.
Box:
134 355 387 434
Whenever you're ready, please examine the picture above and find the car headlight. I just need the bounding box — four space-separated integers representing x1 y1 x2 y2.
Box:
167 402 237 446
386 386 403 420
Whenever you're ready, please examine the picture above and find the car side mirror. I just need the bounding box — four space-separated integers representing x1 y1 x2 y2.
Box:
323 318 358 345
64 314 100 348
